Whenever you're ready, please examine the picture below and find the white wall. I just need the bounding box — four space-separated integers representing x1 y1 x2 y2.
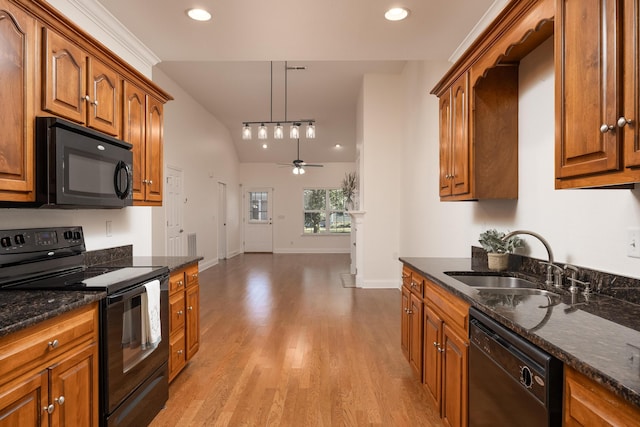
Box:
399 38 640 279
240 163 354 253
152 69 242 268
359 74 404 288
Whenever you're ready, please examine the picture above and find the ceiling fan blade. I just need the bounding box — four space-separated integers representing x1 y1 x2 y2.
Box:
304 164 323 167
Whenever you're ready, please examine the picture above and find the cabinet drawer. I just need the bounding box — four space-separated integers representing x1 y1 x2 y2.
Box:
410 272 425 298
402 265 412 288
185 264 199 287
0 303 98 385
169 271 186 295
425 280 469 337
169 291 186 334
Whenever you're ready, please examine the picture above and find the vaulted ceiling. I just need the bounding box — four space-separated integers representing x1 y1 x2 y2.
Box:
95 0 503 164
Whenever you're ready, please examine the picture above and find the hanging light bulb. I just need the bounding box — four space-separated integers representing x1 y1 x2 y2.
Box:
292 166 300 175
290 123 300 139
258 123 268 139
306 122 316 139
274 123 284 139
242 124 252 140
299 167 305 174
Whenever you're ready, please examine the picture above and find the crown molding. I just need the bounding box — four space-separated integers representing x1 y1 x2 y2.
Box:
448 0 510 64
57 0 161 75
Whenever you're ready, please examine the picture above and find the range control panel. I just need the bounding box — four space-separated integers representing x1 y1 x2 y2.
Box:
0 226 84 253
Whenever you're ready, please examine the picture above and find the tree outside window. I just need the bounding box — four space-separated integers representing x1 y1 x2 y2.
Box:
303 188 350 234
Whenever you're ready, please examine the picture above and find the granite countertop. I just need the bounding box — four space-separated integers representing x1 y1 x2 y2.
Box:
0 290 105 338
400 256 640 409
94 256 203 272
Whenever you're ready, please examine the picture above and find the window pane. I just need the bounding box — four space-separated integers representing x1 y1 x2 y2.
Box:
329 212 351 233
304 212 326 234
249 192 268 221
329 189 345 210
304 189 326 210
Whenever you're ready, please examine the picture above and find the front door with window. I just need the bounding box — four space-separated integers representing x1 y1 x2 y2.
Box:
244 188 273 252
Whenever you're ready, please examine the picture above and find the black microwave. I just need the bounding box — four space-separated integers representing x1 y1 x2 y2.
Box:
33 117 133 208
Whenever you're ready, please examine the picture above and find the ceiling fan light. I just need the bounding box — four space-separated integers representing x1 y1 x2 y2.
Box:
290 124 300 139
299 167 305 175
258 124 268 139
242 124 252 140
292 166 299 175
274 123 284 139
306 122 316 139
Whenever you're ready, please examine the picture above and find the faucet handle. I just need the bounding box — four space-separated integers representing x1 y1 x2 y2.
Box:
567 277 591 295
539 261 563 287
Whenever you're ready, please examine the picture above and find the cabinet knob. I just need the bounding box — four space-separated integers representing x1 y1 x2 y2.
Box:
55 396 65 406
600 123 615 133
48 339 59 349
177 310 183 316
617 117 633 128
438 347 445 353
177 350 183 355
188 306 193 311
148 180 153 185
192 273 198 279
433 341 439 347
178 280 184 287
44 404 55 414
83 95 90 101
91 100 99 106
406 309 413 315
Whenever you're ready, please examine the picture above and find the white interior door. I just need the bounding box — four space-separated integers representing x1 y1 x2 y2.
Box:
244 188 273 252
166 166 185 256
218 182 227 260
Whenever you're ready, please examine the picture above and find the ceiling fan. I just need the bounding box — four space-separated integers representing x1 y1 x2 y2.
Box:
278 139 323 174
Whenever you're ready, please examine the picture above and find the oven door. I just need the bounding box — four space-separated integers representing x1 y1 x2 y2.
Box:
102 275 169 414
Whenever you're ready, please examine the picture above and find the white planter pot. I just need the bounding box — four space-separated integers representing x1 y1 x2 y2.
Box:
487 253 509 271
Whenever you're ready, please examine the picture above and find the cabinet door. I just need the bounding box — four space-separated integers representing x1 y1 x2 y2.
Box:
87 58 119 136
0 371 48 427
42 28 86 124
185 284 200 360
400 286 411 360
0 1 36 202
423 306 443 411
49 344 98 427
556 0 621 179
145 96 164 203
450 73 469 196
169 330 186 382
123 81 146 202
439 92 453 197
623 0 640 167
441 325 468 427
408 293 423 378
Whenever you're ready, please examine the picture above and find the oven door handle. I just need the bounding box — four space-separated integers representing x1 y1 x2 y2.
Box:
107 284 147 305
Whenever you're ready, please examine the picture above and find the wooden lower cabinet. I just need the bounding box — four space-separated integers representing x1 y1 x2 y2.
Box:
0 303 99 426
400 267 424 379
441 325 468 427
564 365 640 426
168 262 200 382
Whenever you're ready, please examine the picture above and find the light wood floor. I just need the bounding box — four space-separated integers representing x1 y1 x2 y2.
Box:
150 254 443 426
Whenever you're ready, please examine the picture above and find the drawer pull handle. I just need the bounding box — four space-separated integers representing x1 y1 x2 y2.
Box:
44 404 55 414
48 339 59 349
55 396 65 406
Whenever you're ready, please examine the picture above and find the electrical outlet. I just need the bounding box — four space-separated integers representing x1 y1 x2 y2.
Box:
106 220 112 237
628 228 640 258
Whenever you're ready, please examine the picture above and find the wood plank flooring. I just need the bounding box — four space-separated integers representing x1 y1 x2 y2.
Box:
150 254 443 426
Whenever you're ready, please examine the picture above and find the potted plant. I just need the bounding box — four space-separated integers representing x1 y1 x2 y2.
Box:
478 229 524 271
341 172 358 210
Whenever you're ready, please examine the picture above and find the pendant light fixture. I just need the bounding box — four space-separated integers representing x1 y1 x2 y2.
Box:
242 61 316 140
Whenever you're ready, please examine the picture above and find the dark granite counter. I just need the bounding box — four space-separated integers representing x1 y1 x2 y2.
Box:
0 290 105 338
400 256 640 409
93 256 203 272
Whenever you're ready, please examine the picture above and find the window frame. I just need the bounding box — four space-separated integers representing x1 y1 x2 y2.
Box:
302 187 350 235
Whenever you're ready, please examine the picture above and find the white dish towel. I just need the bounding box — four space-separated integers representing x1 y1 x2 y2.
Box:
141 280 161 350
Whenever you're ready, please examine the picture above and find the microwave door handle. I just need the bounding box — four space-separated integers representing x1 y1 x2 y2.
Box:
114 161 132 200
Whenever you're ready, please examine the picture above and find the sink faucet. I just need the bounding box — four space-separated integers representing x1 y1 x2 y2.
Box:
501 230 563 287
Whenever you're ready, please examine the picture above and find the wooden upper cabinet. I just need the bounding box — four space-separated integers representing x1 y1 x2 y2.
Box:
146 96 163 204
123 82 163 205
556 0 640 187
43 28 120 137
438 94 452 197
87 58 120 136
0 0 36 202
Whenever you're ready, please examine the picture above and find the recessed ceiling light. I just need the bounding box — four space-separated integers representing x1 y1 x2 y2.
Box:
262 144 268 149
187 8 212 21
384 7 410 21
335 144 342 148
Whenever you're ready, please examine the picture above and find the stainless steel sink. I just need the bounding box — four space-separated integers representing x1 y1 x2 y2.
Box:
474 287 559 297
447 274 538 289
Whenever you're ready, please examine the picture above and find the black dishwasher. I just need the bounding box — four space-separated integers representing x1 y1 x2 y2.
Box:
469 307 562 427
